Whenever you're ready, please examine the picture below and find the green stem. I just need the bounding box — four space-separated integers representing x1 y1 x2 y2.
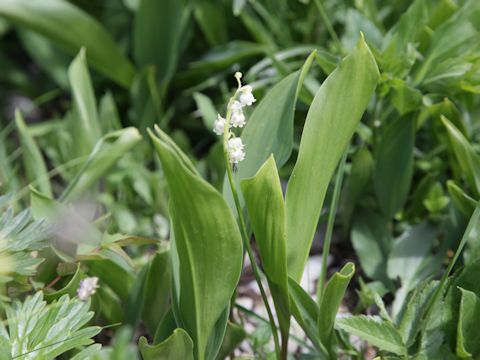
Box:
235 304 316 352
313 0 343 53
223 91 282 359
317 151 348 302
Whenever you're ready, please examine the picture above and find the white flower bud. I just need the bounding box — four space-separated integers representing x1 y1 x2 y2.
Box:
227 137 245 164
213 114 226 135
77 277 99 301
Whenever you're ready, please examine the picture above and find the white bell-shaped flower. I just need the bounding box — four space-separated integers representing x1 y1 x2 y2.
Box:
231 110 246 128
227 137 245 164
213 114 226 135
239 85 256 106
77 277 99 301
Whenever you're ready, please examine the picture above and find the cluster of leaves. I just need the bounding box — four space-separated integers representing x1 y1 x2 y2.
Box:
0 0 480 359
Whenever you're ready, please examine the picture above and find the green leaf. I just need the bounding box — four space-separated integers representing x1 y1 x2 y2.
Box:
4 292 100 359
193 1 228 46
447 180 477 217
441 116 480 197
285 35 379 280
318 262 355 352
398 280 437 347
456 288 480 357
15 110 52 197
374 117 415 218
193 92 217 129
0 206 50 279
149 126 243 360
133 0 187 86
288 277 325 353
0 0 134 87
351 210 391 283
44 264 84 302
68 48 101 156
142 247 172 336
139 329 193 360
241 156 290 332
341 147 374 228
61 128 142 202
215 322 246 360
336 315 407 356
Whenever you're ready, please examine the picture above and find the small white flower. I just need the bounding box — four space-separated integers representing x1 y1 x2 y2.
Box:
77 277 99 301
230 100 243 112
239 85 256 106
227 137 245 164
213 114 226 135
231 110 246 128
235 72 242 80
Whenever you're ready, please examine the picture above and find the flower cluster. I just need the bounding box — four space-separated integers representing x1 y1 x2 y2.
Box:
212 72 256 165
77 276 99 301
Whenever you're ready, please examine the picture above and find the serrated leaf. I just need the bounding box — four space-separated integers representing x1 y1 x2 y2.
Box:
4 292 100 359
336 315 407 356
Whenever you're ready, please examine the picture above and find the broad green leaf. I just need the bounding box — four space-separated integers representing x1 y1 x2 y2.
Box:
447 180 477 217
216 322 246 360
351 210 391 283
441 116 480 197
193 1 228 46
241 156 290 333
336 315 407 356
388 222 437 315
15 110 52 197
0 0 134 87
133 0 187 86
288 277 326 353
68 48 101 156
139 329 193 360
193 92 217 129
149 127 243 360
99 92 122 132
374 117 415 218
456 288 480 357
318 262 355 352
17 29 69 88
142 248 172 336
285 36 379 280
61 128 142 202
341 147 374 228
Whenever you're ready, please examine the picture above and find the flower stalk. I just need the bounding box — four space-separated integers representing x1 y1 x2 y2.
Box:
216 73 282 358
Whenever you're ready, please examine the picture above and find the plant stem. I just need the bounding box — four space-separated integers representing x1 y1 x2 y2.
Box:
223 93 282 359
235 304 316 352
317 151 348 302
313 0 343 53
